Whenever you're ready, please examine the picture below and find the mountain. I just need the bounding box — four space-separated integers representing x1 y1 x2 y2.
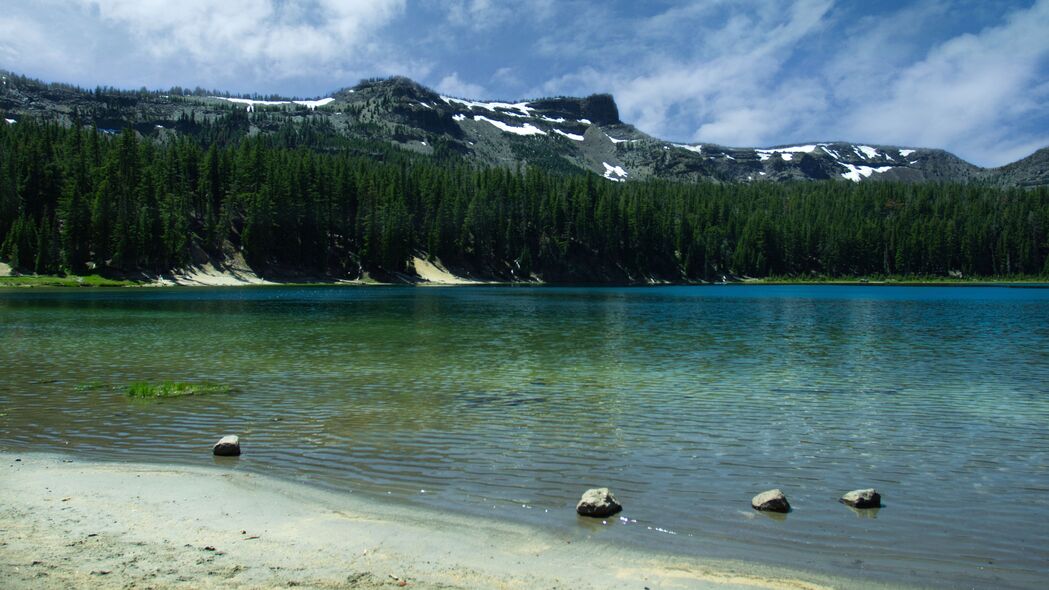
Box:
1 72 1045 187
1 71 1047 284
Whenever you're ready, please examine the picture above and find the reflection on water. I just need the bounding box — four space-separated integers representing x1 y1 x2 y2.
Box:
2 285 1048 588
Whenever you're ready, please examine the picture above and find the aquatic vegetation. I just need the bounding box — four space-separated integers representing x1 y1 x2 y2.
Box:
0 275 137 287
126 382 231 398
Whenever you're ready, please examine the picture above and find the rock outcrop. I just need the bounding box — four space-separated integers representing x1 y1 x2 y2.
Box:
212 435 241 457
840 488 881 509
576 487 622 517
751 489 790 513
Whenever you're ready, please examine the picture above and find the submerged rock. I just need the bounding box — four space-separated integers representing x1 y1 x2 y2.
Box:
576 487 622 517
751 489 790 513
840 488 881 509
212 435 241 457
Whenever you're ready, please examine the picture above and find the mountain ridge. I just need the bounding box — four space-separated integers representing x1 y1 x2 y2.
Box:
1 70 1046 186
2 69 1047 284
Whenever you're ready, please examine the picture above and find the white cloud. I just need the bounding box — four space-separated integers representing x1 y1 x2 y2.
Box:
695 78 828 146
0 12 89 82
0 0 409 94
80 0 406 78
491 67 520 89
2 0 1047 166
535 0 1049 165
442 0 555 30
821 1 950 106
840 0 1049 165
435 72 486 99
538 0 834 146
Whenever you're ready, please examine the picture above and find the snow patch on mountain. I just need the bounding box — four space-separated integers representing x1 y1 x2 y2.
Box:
4 118 15 124
899 149 916 157
215 97 284 112
840 163 894 182
293 98 335 109
214 96 333 111
217 97 287 107
820 146 842 159
756 145 817 161
452 114 466 122
473 116 546 136
441 96 534 117
857 145 880 159
553 129 584 141
672 143 703 154
602 162 628 182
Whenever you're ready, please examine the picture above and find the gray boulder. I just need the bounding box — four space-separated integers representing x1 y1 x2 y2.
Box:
213 435 241 457
751 489 790 513
840 488 881 509
576 487 622 517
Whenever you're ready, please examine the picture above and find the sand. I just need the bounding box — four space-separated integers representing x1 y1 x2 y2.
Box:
2 254 503 287
157 254 476 286
164 252 274 286
0 453 850 590
411 256 482 285
166 265 273 286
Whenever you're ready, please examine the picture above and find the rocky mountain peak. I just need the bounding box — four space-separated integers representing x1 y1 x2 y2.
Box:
529 94 620 126
1 71 1046 187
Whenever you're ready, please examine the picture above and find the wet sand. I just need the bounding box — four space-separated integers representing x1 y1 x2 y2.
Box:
0 452 868 590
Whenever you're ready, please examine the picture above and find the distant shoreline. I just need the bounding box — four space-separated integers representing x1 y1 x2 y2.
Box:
1 273 1047 288
0 452 862 590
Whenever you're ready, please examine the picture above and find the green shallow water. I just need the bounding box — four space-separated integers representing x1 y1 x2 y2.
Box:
1 285 1048 588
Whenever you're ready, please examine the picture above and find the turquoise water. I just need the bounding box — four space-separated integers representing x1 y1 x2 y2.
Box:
1 285 1048 588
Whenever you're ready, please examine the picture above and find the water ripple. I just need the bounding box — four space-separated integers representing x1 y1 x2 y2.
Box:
1 285 1048 589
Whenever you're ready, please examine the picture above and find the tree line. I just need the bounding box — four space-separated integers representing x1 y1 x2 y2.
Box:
1 116 1047 281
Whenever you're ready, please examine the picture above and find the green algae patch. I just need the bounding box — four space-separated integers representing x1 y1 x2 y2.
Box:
0 274 139 288
126 382 231 398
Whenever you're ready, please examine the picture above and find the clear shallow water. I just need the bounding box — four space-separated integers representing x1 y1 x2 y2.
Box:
1 285 1048 588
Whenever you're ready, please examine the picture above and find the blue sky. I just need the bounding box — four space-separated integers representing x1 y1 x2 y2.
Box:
2 0 1048 166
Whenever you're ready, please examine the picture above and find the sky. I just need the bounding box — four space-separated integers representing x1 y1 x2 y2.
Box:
2 0 1048 166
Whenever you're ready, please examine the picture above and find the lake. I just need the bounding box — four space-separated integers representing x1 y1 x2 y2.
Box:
1 285 1047 588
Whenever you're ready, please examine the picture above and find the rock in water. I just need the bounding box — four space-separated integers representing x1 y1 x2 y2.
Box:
213 435 241 457
840 488 881 508
751 489 790 513
576 487 622 517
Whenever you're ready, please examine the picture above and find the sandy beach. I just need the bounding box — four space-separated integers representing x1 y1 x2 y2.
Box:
0 453 861 590
410 256 481 285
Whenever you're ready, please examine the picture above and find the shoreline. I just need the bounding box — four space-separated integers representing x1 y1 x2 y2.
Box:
3 256 1048 289
0 452 889 590
1 274 1048 289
